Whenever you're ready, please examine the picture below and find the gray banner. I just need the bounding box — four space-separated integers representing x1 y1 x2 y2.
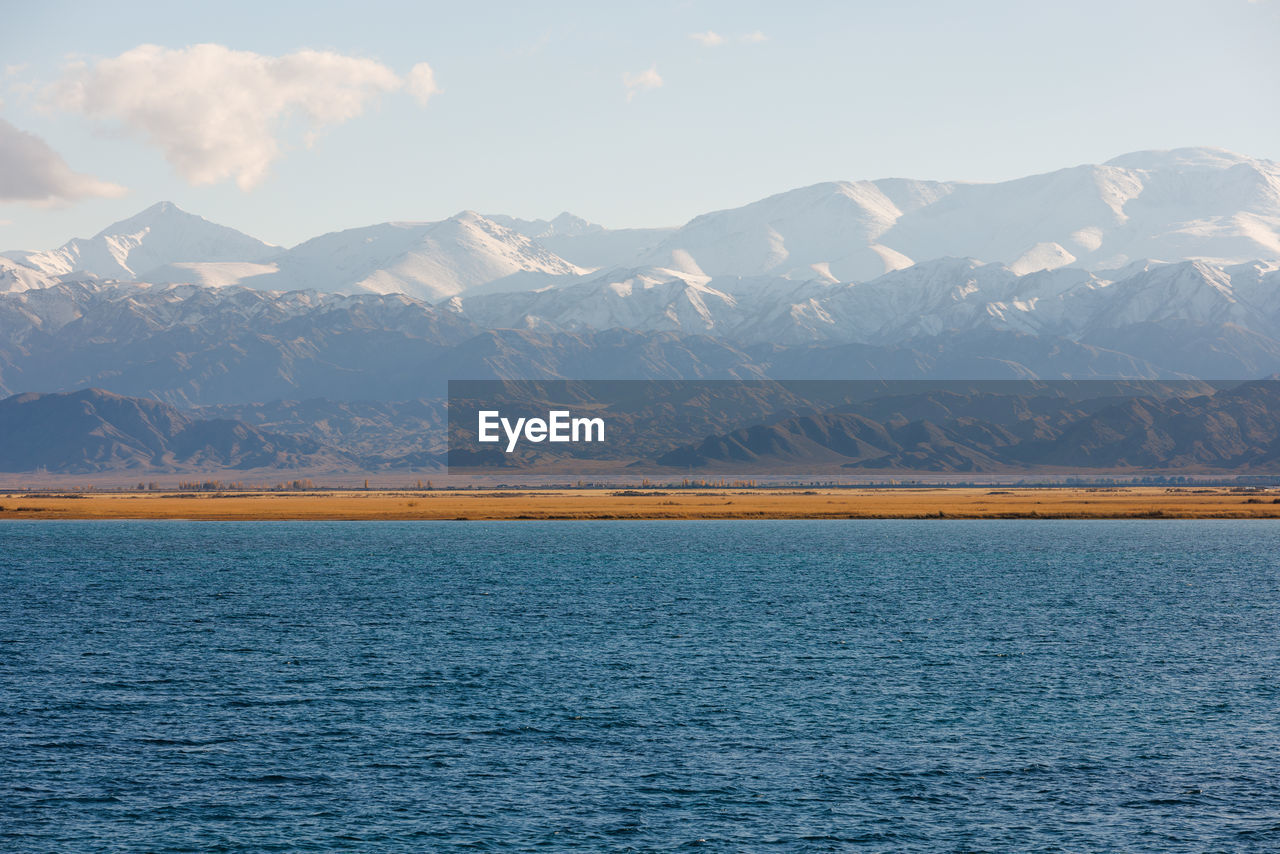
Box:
447 379 1280 476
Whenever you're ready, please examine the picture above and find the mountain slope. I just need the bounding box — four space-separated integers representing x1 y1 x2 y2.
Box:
638 179 941 282
4 202 278 281
0 388 349 473
450 257 1280 347
157 211 586 300
637 148 1280 281
655 381 1280 473
0 258 57 293
0 282 481 404
486 212 675 269
6 147 1278 302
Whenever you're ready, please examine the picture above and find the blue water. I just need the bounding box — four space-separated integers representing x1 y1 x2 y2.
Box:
1 521 1279 852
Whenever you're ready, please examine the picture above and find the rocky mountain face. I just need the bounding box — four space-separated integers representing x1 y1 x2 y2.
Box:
5 269 1280 413
448 258 1280 347
654 381 1280 473
0 388 351 473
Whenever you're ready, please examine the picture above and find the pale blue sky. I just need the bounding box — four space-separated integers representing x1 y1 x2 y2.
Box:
1 0 1277 250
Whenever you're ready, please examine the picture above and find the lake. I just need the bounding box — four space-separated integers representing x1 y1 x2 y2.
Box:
2 521 1278 851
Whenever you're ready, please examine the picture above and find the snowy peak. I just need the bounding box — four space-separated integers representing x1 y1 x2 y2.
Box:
483 211 675 270
92 200 188 238
193 211 588 301
643 149 1280 282
446 257 1280 348
5 202 278 282
1102 146 1265 171
0 257 57 293
639 179 938 283
486 211 603 239
4 147 1280 302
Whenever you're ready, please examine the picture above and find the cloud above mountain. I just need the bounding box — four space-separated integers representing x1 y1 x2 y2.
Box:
45 44 438 191
0 118 126 204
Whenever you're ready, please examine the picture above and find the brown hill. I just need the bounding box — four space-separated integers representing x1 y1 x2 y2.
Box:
0 388 353 473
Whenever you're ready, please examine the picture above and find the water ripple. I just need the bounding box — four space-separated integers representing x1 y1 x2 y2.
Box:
2 519 1279 851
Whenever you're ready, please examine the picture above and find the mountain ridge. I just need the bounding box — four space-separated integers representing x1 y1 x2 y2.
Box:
5 147 1278 302
6 201 279 284
653 380 1280 473
0 388 352 473
2 147 1280 393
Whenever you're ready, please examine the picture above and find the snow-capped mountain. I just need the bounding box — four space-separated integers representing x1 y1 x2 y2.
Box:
452 266 839 338
2 207 588 301
3 146 1279 339
0 257 58 293
142 211 587 301
12 275 1280 406
449 258 1280 346
5 201 279 282
486 212 676 270
641 148 1280 280
638 179 941 282
0 280 476 347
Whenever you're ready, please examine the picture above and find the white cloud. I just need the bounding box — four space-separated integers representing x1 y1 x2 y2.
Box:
46 44 436 191
406 62 441 106
622 65 663 101
0 118 126 205
690 30 767 47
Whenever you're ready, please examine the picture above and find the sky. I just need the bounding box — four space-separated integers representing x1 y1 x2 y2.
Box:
1 0 1277 251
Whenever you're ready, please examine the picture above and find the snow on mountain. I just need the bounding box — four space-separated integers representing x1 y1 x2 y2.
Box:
449 257 1280 347
487 212 676 270
486 212 602 239
638 179 943 282
452 267 743 335
798 258 1280 343
139 261 281 289
903 148 1280 268
1009 242 1078 276
4 146 1279 322
637 147 1280 281
0 257 58 293
161 211 586 301
3 202 278 282
3 206 587 301
0 279 477 347
8 261 1280 396
1075 261 1263 331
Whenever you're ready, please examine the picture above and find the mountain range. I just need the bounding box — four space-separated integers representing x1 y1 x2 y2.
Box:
1 147 1276 359
652 381 1280 474
3 146 1280 475
5 147 1278 298
0 388 350 474
11 381 1280 476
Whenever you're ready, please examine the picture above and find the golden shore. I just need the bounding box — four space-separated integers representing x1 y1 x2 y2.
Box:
2 487 1280 520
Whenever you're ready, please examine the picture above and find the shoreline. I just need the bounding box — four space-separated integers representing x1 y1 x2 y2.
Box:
4 487 1280 521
